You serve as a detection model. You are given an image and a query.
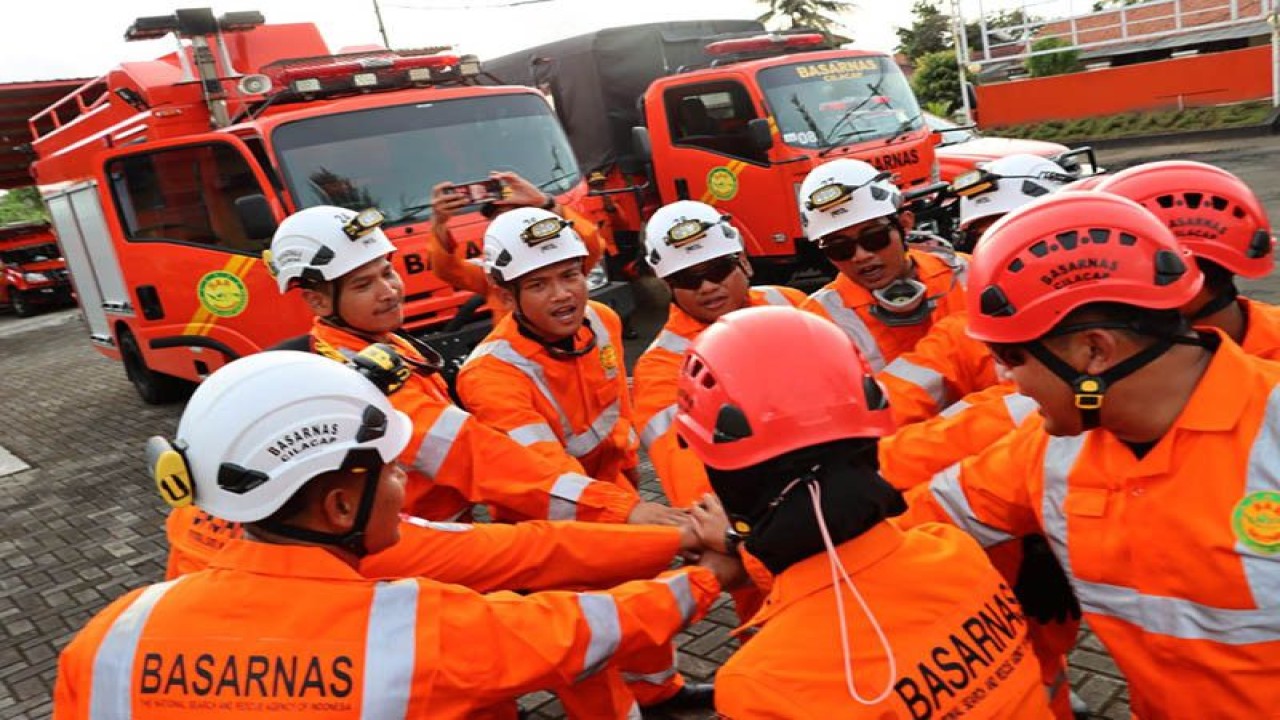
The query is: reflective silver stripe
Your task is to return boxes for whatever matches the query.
[646,330,689,356]
[914,239,970,290]
[576,593,621,681]
[1045,669,1067,700]
[90,579,183,720]
[564,400,621,458]
[1002,393,1039,426]
[621,653,679,685]
[1071,578,1280,644]
[660,571,697,623]
[940,399,971,418]
[757,286,791,306]
[508,422,558,447]
[1243,385,1280,608]
[813,288,887,371]
[1040,434,1088,579]
[414,405,469,478]
[362,579,420,719]
[469,339,569,435]
[640,405,677,451]
[627,702,642,720]
[882,357,947,408]
[549,473,593,521]
[928,463,1017,547]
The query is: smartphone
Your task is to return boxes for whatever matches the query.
[449,178,503,204]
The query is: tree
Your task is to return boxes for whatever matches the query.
[757,0,855,46]
[896,0,951,60]
[963,9,1037,60]
[911,50,962,115]
[1092,0,1144,11]
[1025,36,1081,77]
[0,187,48,225]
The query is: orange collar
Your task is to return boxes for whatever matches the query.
[208,539,368,582]
[1165,329,1255,433]
[310,318,430,365]
[830,248,959,309]
[489,305,598,361]
[663,288,800,341]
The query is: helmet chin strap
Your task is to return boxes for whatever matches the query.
[1189,283,1239,321]
[255,449,385,558]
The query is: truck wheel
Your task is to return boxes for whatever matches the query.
[118,328,190,404]
[12,292,36,317]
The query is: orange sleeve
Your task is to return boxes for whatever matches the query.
[895,420,1044,547]
[598,306,639,474]
[361,517,681,591]
[633,346,710,508]
[878,384,1024,490]
[878,314,1001,426]
[563,206,607,268]
[429,567,720,707]
[395,381,639,524]
[425,224,489,295]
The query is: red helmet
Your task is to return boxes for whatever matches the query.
[674,306,894,471]
[968,192,1203,343]
[1095,160,1274,278]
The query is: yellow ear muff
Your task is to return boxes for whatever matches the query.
[146,436,195,509]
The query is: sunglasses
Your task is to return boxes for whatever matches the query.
[667,255,741,291]
[986,342,1029,369]
[817,223,896,261]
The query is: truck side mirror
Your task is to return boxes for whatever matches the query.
[235,194,277,240]
[631,126,652,163]
[746,118,774,152]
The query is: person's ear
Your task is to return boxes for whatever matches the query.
[738,255,754,279]
[318,478,360,534]
[494,283,516,309]
[1078,329,1123,376]
[300,286,334,317]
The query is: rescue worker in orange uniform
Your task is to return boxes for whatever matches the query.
[455,207,712,710]
[425,171,608,317]
[55,352,738,720]
[457,207,639,491]
[798,158,970,372]
[899,191,1280,718]
[632,200,804,509]
[265,205,680,527]
[672,307,1051,719]
[877,154,1075,425]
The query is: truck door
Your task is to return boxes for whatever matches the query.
[97,136,302,381]
[44,184,126,345]
[649,80,794,262]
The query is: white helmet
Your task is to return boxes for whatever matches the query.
[483,207,588,283]
[265,205,395,293]
[799,159,901,241]
[147,351,412,523]
[957,154,1072,229]
[643,201,744,278]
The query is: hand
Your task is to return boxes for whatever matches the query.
[697,549,749,592]
[430,181,469,252]
[490,170,550,210]
[627,500,688,528]
[690,493,731,554]
[1013,534,1081,624]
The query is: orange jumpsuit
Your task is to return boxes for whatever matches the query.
[54,539,719,720]
[878,312,1000,426]
[899,335,1280,718]
[632,285,806,509]
[426,206,606,319]
[308,320,639,524]
[458,301,639,491]
[164,506,681,590]
[801,244,970,373]
[715,522,1052,719]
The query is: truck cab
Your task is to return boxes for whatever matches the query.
[0,221,72,316]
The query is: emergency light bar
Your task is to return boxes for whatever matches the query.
[263,49,466,97]
[125,8,264,41]
[705,32,828,58]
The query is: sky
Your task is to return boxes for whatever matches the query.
[0,0,1079,83]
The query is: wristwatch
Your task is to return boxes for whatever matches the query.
[538,194,557,211]
[724,526,745,554]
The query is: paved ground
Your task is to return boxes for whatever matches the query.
[2,134,1279,719]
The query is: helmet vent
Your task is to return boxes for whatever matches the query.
[217,463,270,495]
[1183,192,1203,210]
[1029,241,1050,258]
[979,286,1016,318]
[1118,233,1137,246]
[311,246,335,267]
[1088,229,1110,244]
[1152,249,1187,286]
[1155,194,1176,209]
[1007,258,1025,273]
[713,404,752,443]
[355,405,388,443]
[1233,206,1247,220]
[1056,231,1079,250]
[1210,196,1228,212]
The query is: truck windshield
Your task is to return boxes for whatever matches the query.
[272,93,580,225]
[757,56,923,150]
[1,243,60,265]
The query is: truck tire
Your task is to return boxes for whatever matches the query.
[118,328,190,404]
[12,291,36,317]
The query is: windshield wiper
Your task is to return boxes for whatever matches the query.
[817,79,886,158]
[790,93,827,147]
[538,171,580,191]
[816,128,876,157]
[884,113,923,145]
[385,203,433,226]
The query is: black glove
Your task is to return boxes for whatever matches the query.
[1013,534,1081,624]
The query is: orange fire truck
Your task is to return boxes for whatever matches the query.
[29,8,630,403]
[0,221,72,316]
[487,22,943,282]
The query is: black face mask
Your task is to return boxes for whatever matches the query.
[707,440,906,575]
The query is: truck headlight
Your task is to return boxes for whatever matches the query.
[23,272,49,283]
[586,259,609,291]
